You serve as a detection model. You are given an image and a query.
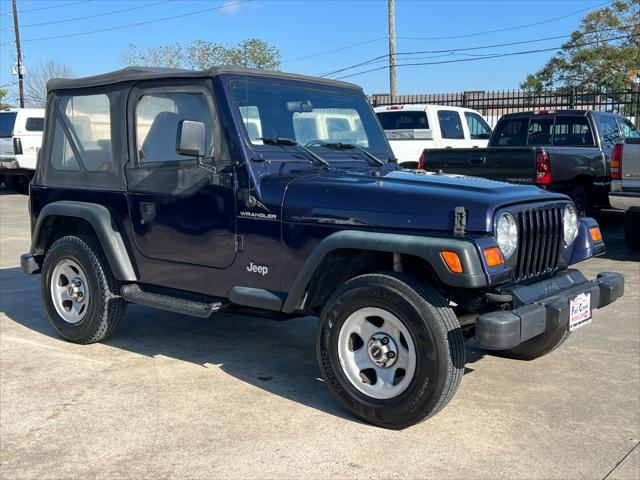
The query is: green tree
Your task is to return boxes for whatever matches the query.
[0,89,11,109]
[120,38,280,71]
[521,0,639,92]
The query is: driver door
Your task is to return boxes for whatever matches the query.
[125,81,237,269]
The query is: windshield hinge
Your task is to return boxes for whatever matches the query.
[234,235,244,252]
[454,206,467,237]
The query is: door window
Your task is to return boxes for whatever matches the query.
[617,118,640,138]
[136,92,214,163]
[596,115,623,149]
[464,112,491,140]
[437,110,465,139]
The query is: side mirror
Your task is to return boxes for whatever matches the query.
[176,120,206,158]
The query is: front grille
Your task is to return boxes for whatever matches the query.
[515,205,563,281]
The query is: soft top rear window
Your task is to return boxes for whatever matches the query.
[0,112,17,138]
[376,111,429,130]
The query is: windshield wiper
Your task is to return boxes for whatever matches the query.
[258,137,329,168]
[318,142,386,166]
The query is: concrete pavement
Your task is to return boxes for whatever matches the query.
[1,189,638,479]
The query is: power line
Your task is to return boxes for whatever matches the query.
[332,33,638,80]
[1,0,252,46]
[0,0,175,31]
[320,24,639,78]
[0,0,92,16]
[396,1,612,40]
[281,37,387,64]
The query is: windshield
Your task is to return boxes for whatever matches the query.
[0,112,17,138]
[229,77,389,157]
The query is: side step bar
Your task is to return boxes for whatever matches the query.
[121,284,223,318]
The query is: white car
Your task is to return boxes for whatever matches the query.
[374,104,492,167]
[0,108,45,193]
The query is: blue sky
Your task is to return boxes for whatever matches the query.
[0,0,605,99]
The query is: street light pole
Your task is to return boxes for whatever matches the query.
[388,0,397,102]
[11,0,24,108]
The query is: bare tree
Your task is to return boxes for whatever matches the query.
[24,59,74,108]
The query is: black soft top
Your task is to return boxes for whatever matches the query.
[47,66,361,92]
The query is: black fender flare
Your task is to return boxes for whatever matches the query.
[31,201,137,281]
[281,230,487,313]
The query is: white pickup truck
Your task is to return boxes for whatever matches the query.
[609,137,640,250]
[374,104,492,167]
[0,108,45,193]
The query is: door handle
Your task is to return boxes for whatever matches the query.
[469,157,486,165]
[140,202,156,223]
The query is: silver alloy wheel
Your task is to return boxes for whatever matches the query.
[337,307,417,400]
[50,258,89,324]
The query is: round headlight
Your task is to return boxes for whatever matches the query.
[496,212,518,260]
[563,204,578,245]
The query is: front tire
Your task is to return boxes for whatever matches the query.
[497,327,570,361]
[4,174,31,194]
[316,273,464,429]
[42,235,126,344]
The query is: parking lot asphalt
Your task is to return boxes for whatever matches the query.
[0,188,638,480]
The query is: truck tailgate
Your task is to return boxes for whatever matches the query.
[422,147,537,184]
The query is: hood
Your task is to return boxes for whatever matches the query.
[278,169,568,233]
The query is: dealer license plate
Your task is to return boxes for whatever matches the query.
[569,292,591,331]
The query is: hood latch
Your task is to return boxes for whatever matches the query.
[454,206,467,237]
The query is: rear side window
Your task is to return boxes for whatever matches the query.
[59,94,112,172]
[376,111,429,130]
[464,112,492,140]
[552,116,594,146]
[25,117,44,132]
[617,118,640,139]
[0,112,17,138]
[50,121,80,171]
[437,110,464,139]
[596,115,623,149]
[491,118,528,146]
[136,92,214,163]
[527,118,554,145]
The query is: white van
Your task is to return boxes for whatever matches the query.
[0,108,45,192]
[374,104,492,167]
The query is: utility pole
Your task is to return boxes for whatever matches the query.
[388,0,397,101]
[11,0,24,108]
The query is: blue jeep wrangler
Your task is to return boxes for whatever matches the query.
[21,67,624,429]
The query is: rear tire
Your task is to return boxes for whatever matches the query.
[42,235,126,344]
[569,186,589,217]
[496,327,570,361]
[316,272,464,429]
[4,174,31,194]
[624,211,640,250]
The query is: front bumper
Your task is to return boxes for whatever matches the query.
[0,158,20,170]
[476,269,624,350]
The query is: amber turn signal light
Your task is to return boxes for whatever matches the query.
[441,250,463,273]
[483,246,505,267]
[589,226,602,242]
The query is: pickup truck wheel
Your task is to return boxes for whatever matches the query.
[317,273,464,429]
[497,326,570,361]
[569,186,589,217]
[42,235,126,344]
[624,211,640,250]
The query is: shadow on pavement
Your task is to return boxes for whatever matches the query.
[592,210,640,262]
